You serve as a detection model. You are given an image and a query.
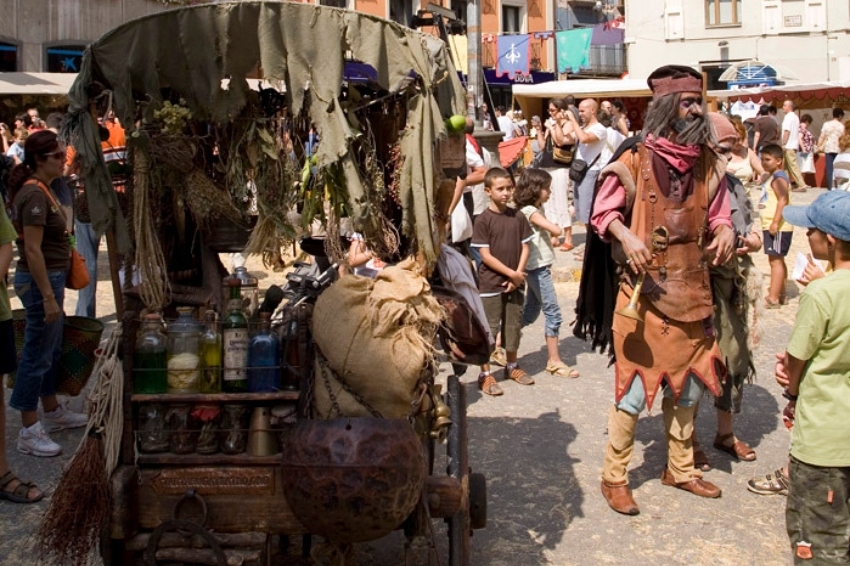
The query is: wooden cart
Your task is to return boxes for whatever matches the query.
[64,3,487,564]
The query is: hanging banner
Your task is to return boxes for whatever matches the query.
[496,34,530,80]
[556,28,593,74]
[591,21,625,46]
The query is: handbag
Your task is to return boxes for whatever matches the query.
[552,144,575,165]
[450,201,473,243]
[569,152,601,184]
[66,248,91,290]
[32,180,90,290]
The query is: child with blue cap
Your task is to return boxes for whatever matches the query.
[775,190,850,564]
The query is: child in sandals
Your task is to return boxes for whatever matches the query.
[514,168,579,379]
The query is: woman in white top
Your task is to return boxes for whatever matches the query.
[832,125,850,190]
[726,118,764,185]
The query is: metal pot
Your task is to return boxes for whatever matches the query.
[280,418,426,543]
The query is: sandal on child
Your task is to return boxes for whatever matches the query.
[489,347,507,368]
[0,470,44,504]
[478,373,503,396]
[747,468,789,496]
[545,362,580,378]
[506,366,535,385]
[714,433,757,461]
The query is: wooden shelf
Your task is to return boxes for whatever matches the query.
[135,453,282,466]
[131,392,299,403]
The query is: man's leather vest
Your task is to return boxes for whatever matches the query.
[625,143,715,323]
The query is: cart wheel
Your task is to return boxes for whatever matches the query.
[469,472,487,530]
[446,374,471,566]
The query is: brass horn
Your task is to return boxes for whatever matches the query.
[615,272,646,322]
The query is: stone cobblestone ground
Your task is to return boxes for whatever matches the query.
[2,189,821,565]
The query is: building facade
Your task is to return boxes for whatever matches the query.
[625,0,850,86]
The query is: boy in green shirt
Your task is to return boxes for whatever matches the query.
[778,190,850,564]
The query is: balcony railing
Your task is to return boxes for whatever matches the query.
[573,44,626,76]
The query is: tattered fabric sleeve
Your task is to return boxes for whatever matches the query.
[590,174,626,242]
[708,175,733,234]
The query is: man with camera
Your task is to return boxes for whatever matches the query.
[562,99,608,233]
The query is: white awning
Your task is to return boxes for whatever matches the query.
[513,78,652,119]
[0,72,77,95]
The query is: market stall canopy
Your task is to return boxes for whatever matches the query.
[0,72,76,95]
[707,81,850,108]
[513,78,651,118]
[64,1,465,260]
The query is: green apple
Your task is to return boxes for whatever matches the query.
[445,114,466,135]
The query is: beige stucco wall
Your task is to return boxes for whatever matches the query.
[0,0,172,72]
[624,0,850,83]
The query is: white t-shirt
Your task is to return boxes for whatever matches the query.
[464,139,484,195]
[782,111,800,150]
[576,122,608,170]
[497,115,515,140]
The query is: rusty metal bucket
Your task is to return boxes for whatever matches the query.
[280,418,426,543]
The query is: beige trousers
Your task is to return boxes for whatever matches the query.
[602,398,700,484]
[784,148,806,188]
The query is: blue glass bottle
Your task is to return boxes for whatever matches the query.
[247,313,281,392]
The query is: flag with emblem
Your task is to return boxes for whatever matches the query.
[556,28,593,73]
[496,34,530,79]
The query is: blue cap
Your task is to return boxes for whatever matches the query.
[783,191,850,241]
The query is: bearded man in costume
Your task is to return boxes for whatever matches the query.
[581,65,736,515]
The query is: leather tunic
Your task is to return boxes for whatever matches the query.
[628,143,714,323]
[610,143,725,408]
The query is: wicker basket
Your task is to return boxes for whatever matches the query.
[6,310,104,397]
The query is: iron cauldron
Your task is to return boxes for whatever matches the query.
[280,417,427,543]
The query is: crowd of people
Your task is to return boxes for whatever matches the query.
[449,65,848,564]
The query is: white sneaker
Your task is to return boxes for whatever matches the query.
[43,403,88,433]
[17,421,62,457]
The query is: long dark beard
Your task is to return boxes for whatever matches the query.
[671,114,708,146]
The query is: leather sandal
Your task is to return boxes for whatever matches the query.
[747,468,789,496]
[0,470,44,504]
[713,433,757,462]
[693,441,711,472]
[506,366,534,385]
[545,362,580,378]
[478,373,503,397]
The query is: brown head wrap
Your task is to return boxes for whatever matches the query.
[647,65,703,99]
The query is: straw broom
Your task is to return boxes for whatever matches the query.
[35,326,125,565]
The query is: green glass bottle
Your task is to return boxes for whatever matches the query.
[199,310,222,393]
[222,299,249,392]
[134,313,168,394]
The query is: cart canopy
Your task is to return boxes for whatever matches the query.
[65,1,465,258]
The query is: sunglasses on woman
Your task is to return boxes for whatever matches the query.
[42,150,66,160]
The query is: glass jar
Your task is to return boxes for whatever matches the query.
[199,310,222,394]
[165,403,198,454]
[134,313,168,394]
[222,299,249,392]
[219,403,249,455]
[167,307,201,394]
[192,404,221,455]
[138,403,169,453]
[248,313,281,392]
[233,266,259,318]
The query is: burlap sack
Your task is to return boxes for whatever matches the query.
[311,258,442,418]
